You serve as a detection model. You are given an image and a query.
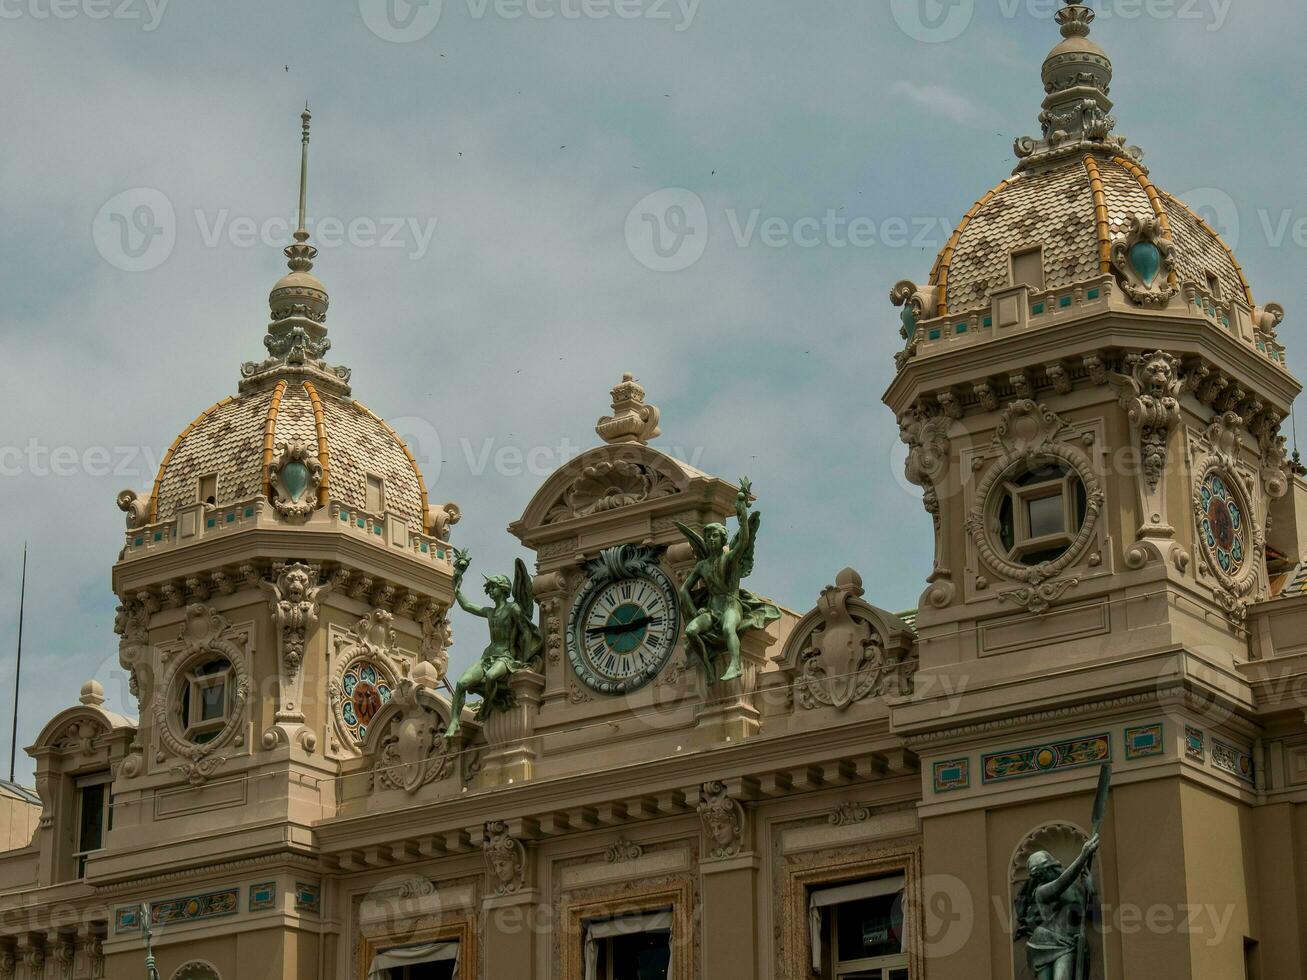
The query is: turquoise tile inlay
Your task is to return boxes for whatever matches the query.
[928,328,942,340]
[373,525,382,536]
[420,542,429,553]
[206,518,216,528]
[153,532,162,541]
[357,518,366,528]
[340,511,349,522]
[983,315,993,328]
[1059,295,1072,308]
[1032,302,1045,315]
[244,507,254,517]
[955,323,967,334]
[933,759,970,793]
[1087,288,1100,300]
[225,513,235,523]
[134,537,143,547]
[1124,723,1164,760]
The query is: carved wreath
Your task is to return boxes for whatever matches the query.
[545,457,679,524]
[152,605,251,785]
[966,402,1104,586]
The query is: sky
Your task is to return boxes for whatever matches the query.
[0,0,1304,785]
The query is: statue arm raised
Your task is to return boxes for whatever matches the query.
[726,478,754,560]
[453,586,490,619]
[1037,834,1100,903]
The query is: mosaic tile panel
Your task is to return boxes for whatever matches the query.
[249,881,277,912]
[1185,726,1205,762]
[1162,193,1248,304]
[115,906,142,933]
[941,161,1100,315]
[1124,723,1164,760]
[982,733,1110,783]
[320,395,426,531]
[295,882,321,915]
[154,390,272,521]
[1211,739,1255,784]
[933,758,970,793]
[152,888,240,926]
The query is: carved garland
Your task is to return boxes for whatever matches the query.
[966,402,1104,587]
[152,605,250,785]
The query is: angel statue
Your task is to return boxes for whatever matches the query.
[444,548,544,739]
[675,477,782,683]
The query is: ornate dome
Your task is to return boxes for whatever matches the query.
[929,156,1252,318]
[133,107,434,537]
[911,2,1260,324]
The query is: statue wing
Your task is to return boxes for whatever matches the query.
[513,558,535,623]
[736,511,762,579]
[674,521,710,561]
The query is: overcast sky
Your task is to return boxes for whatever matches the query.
[0,0,1303,784]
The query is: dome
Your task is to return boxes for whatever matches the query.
[929,156,1252,318]
[147,377,431,533]
[915,2,1254,321]
[141,105,433,536]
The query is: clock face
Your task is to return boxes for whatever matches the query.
[567,569,680,695]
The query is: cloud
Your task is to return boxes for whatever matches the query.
[890,81,988,127]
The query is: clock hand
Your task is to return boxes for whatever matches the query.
[585,615,654,637]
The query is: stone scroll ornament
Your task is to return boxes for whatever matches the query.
[261,562,332,722]
[1013,765,1110,980]
[443,549,544,739]
[674,477,782,683]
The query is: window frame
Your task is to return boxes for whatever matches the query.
[73,770,113,878]
[181,658,234,744]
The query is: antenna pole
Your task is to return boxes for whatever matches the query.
[9,543,27,783]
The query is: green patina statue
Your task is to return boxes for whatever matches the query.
[444,548,543,739]
[675,477,782,683]
[1014,765,1111,980]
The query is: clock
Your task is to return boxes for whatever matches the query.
[567,548,680,695]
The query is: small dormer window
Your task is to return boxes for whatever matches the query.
[1206,271,1222,300]
[197,474,217,507]
[366,475,386,514]
[179,658,234,745]
[1011,246,1045,292]
[74,772,112,878]
[994,459,1088,567]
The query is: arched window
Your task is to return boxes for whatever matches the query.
[171,962,221,980]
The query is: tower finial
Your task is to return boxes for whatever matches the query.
[265,104,330,338]
[297,103,311,240]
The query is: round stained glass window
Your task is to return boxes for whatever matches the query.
[1199,473,1245,576]
[339,661,393,743]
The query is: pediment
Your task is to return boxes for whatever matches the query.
[514,444,706,536]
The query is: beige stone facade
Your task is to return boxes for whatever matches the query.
[1,6,1306,980]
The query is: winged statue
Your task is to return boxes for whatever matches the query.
[675,477,782,682]
[444,548,544,738]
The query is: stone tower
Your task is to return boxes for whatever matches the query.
[73,109,459,926]
[884,4,1301,978]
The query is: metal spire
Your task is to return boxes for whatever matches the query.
[285,102,317,275]
[9,543,26,783]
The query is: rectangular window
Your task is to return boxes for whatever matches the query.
[74,773,111,878]
[585,909,672,980]
[368,941,459,980]
[1207,271,1222,300]
[1026,492,1066,540]
[197,473,218,506]
[1010,246,1045,291]
[367,475,386,513]
[810,876,908,980]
